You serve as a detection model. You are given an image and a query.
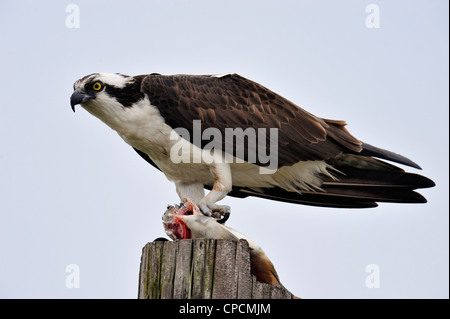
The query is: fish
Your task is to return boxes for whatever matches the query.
[162,198,283,287]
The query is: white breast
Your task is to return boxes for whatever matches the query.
[110,98,214,184]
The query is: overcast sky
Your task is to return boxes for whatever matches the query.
[0,0,448,298]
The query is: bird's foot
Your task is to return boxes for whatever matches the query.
[180,198,202,216]
[163,198,230,226]
[198,201,231,224]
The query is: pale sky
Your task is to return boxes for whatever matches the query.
[0,0,448,298]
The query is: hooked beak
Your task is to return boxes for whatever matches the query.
[70,89,94,112]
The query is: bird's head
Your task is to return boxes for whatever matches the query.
[70,73,145,127]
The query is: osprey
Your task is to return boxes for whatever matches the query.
[70,72,434,218]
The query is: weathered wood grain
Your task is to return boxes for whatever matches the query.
[191,239,216,299]
[212,239,237,298]
[173,239,193,299]
[160,240,177,299]
[138,239,294,299]
[234,239,252,299]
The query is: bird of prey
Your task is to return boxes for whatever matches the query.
[70,72,435,218]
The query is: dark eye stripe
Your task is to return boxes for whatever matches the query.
[104,78,145,108]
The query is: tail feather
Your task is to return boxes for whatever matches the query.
[228,187,380,208]
[313,186,427,203]
[225,148,434,209]
[324,162,435,190]
[359,142,422,169]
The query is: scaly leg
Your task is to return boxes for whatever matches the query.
[198,163,232,218]
[174,163,232,218]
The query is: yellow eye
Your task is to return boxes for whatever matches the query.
[92,82,102,91]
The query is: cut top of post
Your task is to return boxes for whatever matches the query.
[138,238,294,299]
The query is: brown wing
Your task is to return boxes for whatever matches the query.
[140,73,361,167]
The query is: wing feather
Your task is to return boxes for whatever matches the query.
[141,73,362,167]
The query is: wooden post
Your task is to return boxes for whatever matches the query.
[138,239,294,299]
